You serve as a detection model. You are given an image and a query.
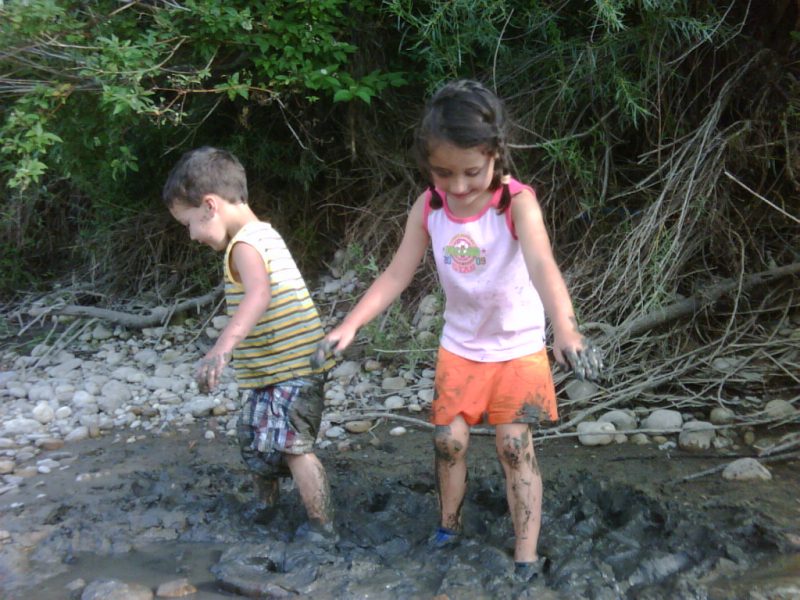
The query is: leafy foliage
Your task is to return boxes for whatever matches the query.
[0,0,405,294]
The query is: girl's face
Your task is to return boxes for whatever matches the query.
[169,197,229,251]
[427,141,496,216]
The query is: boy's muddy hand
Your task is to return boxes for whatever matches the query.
[309,339,335,370]
[562,340,605,382]
[194,351,231,393]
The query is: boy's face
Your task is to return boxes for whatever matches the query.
[169,197,228,251]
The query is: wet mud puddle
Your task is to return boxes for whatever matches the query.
[1,425,798,599]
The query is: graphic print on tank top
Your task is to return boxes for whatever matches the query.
[443,233,486,273]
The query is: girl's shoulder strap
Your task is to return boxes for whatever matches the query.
[504,177,537,239]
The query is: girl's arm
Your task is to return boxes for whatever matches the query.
[197,241,271,391]
[326,195,430,352]
[511,190,600,378]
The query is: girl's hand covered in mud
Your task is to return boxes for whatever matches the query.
[194,351,232,393]
[558,339,605,382]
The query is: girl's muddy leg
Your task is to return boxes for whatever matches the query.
[433,416,470,531]
[496,423,542,562]
[286,452,333,526]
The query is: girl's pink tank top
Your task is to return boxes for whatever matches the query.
[423,178,546,362]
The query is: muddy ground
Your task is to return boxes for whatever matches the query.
[1,419,799,599]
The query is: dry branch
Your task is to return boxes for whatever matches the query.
[27,286,223,329]
[608,262,800,342]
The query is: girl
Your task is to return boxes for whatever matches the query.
[323,79,601,581]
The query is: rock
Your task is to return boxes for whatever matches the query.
[81,578,153,600]
[99,380,132,413]
[325,426,345,439]
[598,410,637,431]
[184,397,216,418]
[37,438,64,451]
[3,418,44,436]
[642,409,682,431]
[91,324,113,341]
[211,315,229,330]
[417,389,435,404]
[381,377,407,391]
[55,406,72,420]
[31,402,55,424]
[344,420,373,434]
[709,406,735,425]
[0,459,15,474]
[65,426,90,443]
[28,384,55,403]
[565,380,598,402]
[764,399,797,419]
[384,396,405,410]
[156,577,197,597]
[577,421,615,446]
[332,361,360,381]
[678,421,715,451]
[363,359,382,372]
[630,433,649,445]
[722,458,772,481]
[389,426,407,436]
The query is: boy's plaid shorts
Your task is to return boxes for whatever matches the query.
[236,376,324,478]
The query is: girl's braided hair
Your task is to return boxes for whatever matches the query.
[414,79,514,212]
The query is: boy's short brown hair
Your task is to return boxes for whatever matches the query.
[162,146,248,208]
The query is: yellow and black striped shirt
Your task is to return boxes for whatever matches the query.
[223,221,334,388]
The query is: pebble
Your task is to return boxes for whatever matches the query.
[344,420,373,434]
[389,426,407,436]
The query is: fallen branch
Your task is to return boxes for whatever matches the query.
[27,286,223,329]
[609,262,800,342]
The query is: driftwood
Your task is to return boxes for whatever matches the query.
[609,262,800,342]
[28,286,223,329]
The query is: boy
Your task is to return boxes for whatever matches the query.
[163,146,336,538]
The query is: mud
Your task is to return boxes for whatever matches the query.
[1,423,798,599]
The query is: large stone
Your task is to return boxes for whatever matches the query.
[709,406,735,425]
[642,409,682,431]
[577,421,615,446]
[2,418,44,436]
[565,380,599,402]
[764,399,797,419]
[678,421,716,451]
[598,410,637,431]
[722,458,772,481]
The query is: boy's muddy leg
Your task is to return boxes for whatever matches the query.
[286,452,333,526]
[496,423,542,563]
[433,417,470,531]
[253,474,279,506]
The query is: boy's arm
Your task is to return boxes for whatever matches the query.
[511,190,602,380]
[196,241,271,391]
[325,195,429,352]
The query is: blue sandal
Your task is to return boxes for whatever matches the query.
[429,526,460,549]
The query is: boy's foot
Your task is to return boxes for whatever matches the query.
[513,558,549,583]
[428,526,460,550]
